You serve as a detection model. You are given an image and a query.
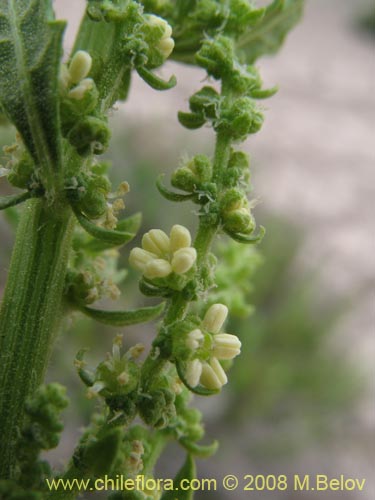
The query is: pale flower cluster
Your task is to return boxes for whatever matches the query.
[129,225,197,280]
[146,14,175,58]
[185,304,241,390]
[61,50,94,100]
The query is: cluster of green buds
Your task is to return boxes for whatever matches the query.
[129,225,197,283]
[75,336,144,425]
[220,188,255,235]
[60,50,110,157]
[175,304,241,391]
[1,136,43,194]
[85,0,176,92]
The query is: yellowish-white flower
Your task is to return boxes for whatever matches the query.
[129,225,197,280]
[147,14,175,58]
[185,303,241,390]
[69,51,92,84]
[61,50,94,100]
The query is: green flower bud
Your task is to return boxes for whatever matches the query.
[223,208,255,234]
[68,116,111,156]
[7,151,35,189]
[171,155,212,192]
[105,394,138,425]
[79,190,108,219]
[220,188,244,213]
[228,150,249,171]
[138,389,176,429]
[220,189,255,234]
[216,97,264,141]
[195,36,234,79]
[189,87,220,120]
[171,167,197,192]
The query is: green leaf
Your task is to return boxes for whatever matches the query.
[73,205,135,247]
[83,212,142,252]
[78,302,165,327]
[161,455,196,500]
[179,438,219,458]
[136,66,177,91]
[0,1,66,187]
[156,175,195,202]
[0,191,31,211]
[236,0,304,63]
[251,86,279,99]
[178,111,206,129]
[224,226,266,245]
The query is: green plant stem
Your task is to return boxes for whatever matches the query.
[0,198,74,479]
[141,117,233,388]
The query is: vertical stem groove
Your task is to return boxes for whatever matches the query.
[0,198,74,478]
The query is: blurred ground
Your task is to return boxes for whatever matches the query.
[1,0,374,498]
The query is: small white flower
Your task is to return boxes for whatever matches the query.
[68,50,92,84]
[200,358,228,390]
[184,303,241,390]
[147,14,175,59]
[68,78,94,100]
[129,225,197,280]
[186,329,204,350]
[202,303,228,334]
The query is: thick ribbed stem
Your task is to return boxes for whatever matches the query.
[0,198,74,478]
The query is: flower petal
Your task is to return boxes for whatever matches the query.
[169,224,192,252]
[144,258,172,279]
[171,247,197,274]
[129,247,157,272]
[142,229,170,256]
[202,304,228,334]
[186,359,203,387]
[212,333,241,360]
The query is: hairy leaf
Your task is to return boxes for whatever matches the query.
[179,438,219,458]
[0,0,65,186]
[161,454,196,500]
[78,302,165,327]
[236,0,304,63]
[73,205,135,247]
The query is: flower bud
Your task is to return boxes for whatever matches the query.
[144,259,172,279]
[68,78,94,100]
[68,51,92,84]
[68,116,111,156]
[169,224,192,252]
[223,207,255,234]
[171,167,197,192]
[196,36,234,79]
[200,358,227,390]
[146,15,174,59]
[212,333,241,360]
[202,303,228,334]
[158,37,175,58]
[129,248,157,272]
[189,87,220,120]
[142,229,170,255]
[171,247,197,274]
[216,97,264,141]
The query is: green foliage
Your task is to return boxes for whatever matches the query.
[0,0,305,495]
[0,0,66,190]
